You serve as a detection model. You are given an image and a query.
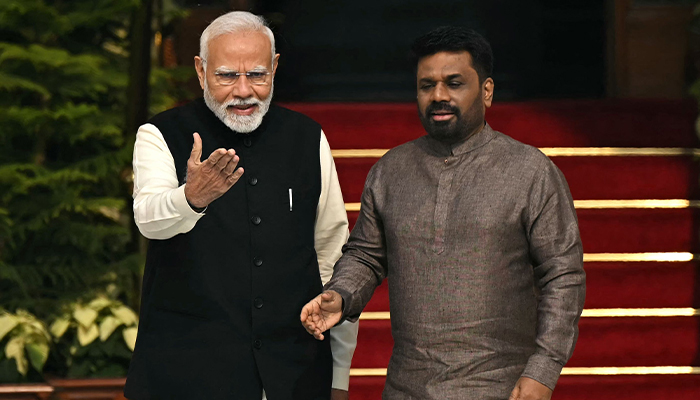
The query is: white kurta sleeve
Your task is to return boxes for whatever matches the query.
[132,123,204,240]
[315,130,358,391]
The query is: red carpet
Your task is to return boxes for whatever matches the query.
[283,100,700,399]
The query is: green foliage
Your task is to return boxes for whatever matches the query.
[0,0,142,318]
[0,309,51,382]
[0,297,139,381]
[47,295,138,378]
[0,0,193,382]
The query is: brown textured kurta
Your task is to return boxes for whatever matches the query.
[326,124,585,400]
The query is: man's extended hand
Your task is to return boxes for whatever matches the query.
[300,290,343,340]
[331,389,348,400]
[184,132,244,208]
[509,377,553,400]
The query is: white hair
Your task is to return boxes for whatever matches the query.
[199,11,276,64]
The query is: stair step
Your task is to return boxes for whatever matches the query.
[284,99,698,148]
[336,155,699,204]
[584,262,698,308]
[577,208,698,253]
[348,374,700,400]
[351,317,699,368]
[362,261,698,311]
[553,374,700,400]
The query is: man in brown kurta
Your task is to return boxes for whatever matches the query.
[301,27,585,400]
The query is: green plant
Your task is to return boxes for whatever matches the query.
[48,295,138,378]
[0,0,143,319]
[0,0,192,383]
[0,309,51,383]
[0,0,193,314]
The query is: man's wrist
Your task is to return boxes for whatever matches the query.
[186,197,206,213]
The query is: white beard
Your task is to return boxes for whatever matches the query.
[203,80,274,133]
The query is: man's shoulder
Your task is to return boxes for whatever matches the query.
[269,104,321,131]
[384,138,422,158]
[372,140,420,168]
[490,129,550,166]
[148,98,203,128]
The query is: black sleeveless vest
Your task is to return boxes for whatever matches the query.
[124,99,332,400]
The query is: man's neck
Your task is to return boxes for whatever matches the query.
[436,121,486,147]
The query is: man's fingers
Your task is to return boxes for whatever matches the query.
[213,150,235,172]
[221,154,240,175]
[207,148,227,166]
[190,133,203,164]
[227,167,244,184]
[204,149,227,171]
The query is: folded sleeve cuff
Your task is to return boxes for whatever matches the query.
[173,184,207,218]
[331,366,351,391]
[520,353,564,390]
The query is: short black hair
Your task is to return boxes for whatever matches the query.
[411,26,493,83]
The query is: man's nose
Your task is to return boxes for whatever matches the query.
[232,75,255,98]
[432,83,450,103]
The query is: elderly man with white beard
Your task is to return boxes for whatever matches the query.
[124,11,357,400]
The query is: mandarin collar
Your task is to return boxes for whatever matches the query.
[418,122,496,157]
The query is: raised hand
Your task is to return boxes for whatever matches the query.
[184,132,244,209]
[509,377,553,400]
[300,290,343,340]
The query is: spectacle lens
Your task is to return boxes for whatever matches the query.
[214,71,269,86]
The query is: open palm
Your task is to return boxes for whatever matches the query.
[300,291,343,340]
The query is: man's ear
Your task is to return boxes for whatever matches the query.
[194,56,206,90]
[271,53,280,77]
[482,77,494,108]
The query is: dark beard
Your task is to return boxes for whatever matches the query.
[418,99,485,145]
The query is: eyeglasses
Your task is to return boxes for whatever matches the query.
[214,70,271,86]
[201,59,271,86]
[201,59,272,85]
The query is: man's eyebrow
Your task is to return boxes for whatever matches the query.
[418,77,435,83]
[445,74,463,80]
[249,65,268,72]
[214,65,268,73]
[214,66,236,74]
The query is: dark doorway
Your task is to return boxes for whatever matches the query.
[257,0,606,101]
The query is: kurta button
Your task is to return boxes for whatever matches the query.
[244,138,252,147]
[253,339,262,349]
[253,257,263,267]
[251,216,261,225]
[254,297,264,309]
[248,177,258,186]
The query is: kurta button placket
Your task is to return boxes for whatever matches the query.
[251,215,261,225]
[433,155,455,254]
[243,137,252,147]
[248,177,258,186]
[253,339,262,349]
[253,257,263,267]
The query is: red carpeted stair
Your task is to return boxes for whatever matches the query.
[284,100,700,399]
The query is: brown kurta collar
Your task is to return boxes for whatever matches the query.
[417,122,497,157]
